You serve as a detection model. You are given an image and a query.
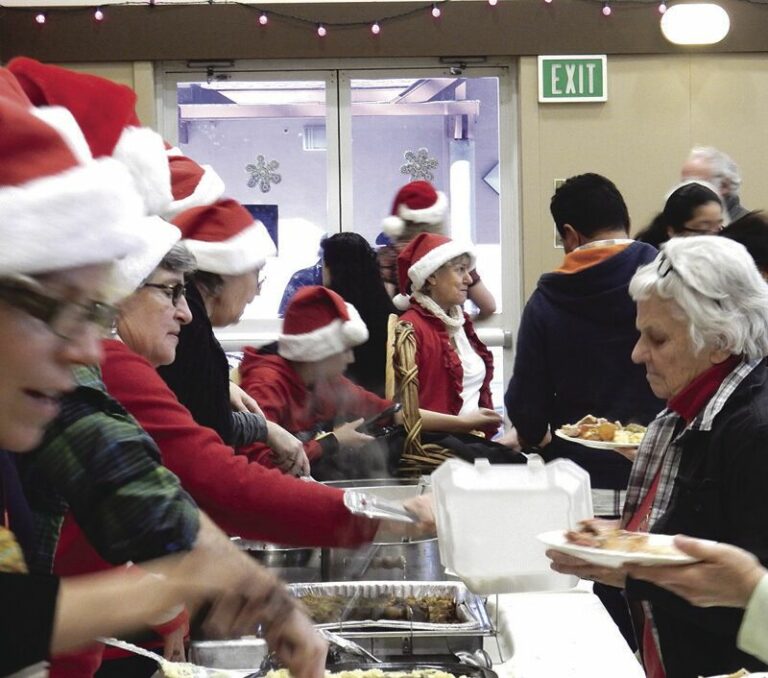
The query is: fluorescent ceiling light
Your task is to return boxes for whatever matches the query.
[660,3,730,45]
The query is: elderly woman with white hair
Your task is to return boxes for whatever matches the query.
[548,236,768,678]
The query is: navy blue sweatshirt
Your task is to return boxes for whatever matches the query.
[505,241,664,489]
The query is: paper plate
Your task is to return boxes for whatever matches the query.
[538,530,700,568]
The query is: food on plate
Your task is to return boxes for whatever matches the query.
[565,520,681,556]
[267,670,466,678]
[298,593,458,624]
[559,415,646,445]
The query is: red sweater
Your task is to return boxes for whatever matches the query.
[399,303,497,438]
[238,347,391,465]
[100,340,377,547]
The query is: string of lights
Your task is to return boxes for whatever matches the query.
[2,0,758,29]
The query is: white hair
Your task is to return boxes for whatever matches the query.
[629,236,768,360]
[687,146,742,195]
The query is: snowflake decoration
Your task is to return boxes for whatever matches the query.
[246,155,282,193]
[400,147,438,181]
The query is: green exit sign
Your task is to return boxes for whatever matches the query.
[538,55,607,103]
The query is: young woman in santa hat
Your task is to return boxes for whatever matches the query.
[0,84,325,678]
[238,285,501,479]
[396,232,499,440]
[378,180,496,319]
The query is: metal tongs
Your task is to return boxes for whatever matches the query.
[343,490,418,523]
[319,629,382,663]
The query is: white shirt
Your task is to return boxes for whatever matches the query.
[453,326,486,416]
[738,572,768,663]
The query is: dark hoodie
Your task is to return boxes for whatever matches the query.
[505,241,663,489]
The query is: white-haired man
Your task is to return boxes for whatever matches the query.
[681,146,749,222]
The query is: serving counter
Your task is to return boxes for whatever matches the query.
[485,583,644,678]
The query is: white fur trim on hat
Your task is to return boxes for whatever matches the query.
[113,126,174,217]
[108,216,182,302]
[31,106,92,165]
[278,302,369,362]
[183,219,276,275]
[162,164,226,220]
[408,240,476,293]
[398,190,448,225]
[0,158,143,276]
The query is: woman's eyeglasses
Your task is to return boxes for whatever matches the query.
[0,275,118,341]
[142,282,186,306]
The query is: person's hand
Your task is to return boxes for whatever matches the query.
[161,624,186,662]
[229,382,264,416]
[263,606,328,678]
[266,421,310,476]
[613,447,639,462]
[374,494,436,542]
[461,408,502,432]
[625,536,767,608]
[333,418,375,449]
[495,427,521,451]
[546,548,628,588]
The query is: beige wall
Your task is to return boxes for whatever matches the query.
[63,54,768,302]
[519,53,768,299]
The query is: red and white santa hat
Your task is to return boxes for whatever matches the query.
[8,57,173,217]
[0,93,143,276]
[279,286,368,362]
[394,232,476,310]
[173,198,276,275]
[163,148,226,220]
[381,180,448,238]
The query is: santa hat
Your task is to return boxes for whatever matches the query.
[173,198,276,275]
[394,232,476,310]
[163,148,226,220]
[8,57,172,216]
[108,217,182,302]
[0,96,143,276]
[382,180,448,238]
[279,286,368,362]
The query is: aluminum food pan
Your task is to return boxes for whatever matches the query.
[288,581,493,635]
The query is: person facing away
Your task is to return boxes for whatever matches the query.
[320,232,397,397]
[506,173,665,500]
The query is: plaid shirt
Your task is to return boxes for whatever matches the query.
[18,365,199,574]
[621,358,761,529]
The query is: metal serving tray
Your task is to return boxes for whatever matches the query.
[288,581,493,636]
[316,661,498,678]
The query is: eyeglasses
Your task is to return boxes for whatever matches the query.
[678,224,723,235]
[657,251,725,303]
[0,275,118,341]
[142,282,186,306]
[256,273,267,293]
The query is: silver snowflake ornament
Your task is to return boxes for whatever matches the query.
[246,155,282,193]
[400,147,438,181]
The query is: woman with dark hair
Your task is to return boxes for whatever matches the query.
[320,232,397,396]
[635,181,724,247]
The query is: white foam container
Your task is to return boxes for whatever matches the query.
[432,455,593,595]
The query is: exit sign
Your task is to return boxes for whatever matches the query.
[538,55,607,103]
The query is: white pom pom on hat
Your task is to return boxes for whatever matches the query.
[381,180,448,237]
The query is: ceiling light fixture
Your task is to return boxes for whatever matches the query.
[660,3,730,44]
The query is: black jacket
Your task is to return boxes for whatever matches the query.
[626,360,768,678]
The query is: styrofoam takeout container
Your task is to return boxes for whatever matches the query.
[432,456,593,595]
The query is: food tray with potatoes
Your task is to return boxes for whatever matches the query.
[288,581,493,634]
[555,414,647,450]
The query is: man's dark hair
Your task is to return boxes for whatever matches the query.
[550,173,630,238]
[720,211,768,275]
